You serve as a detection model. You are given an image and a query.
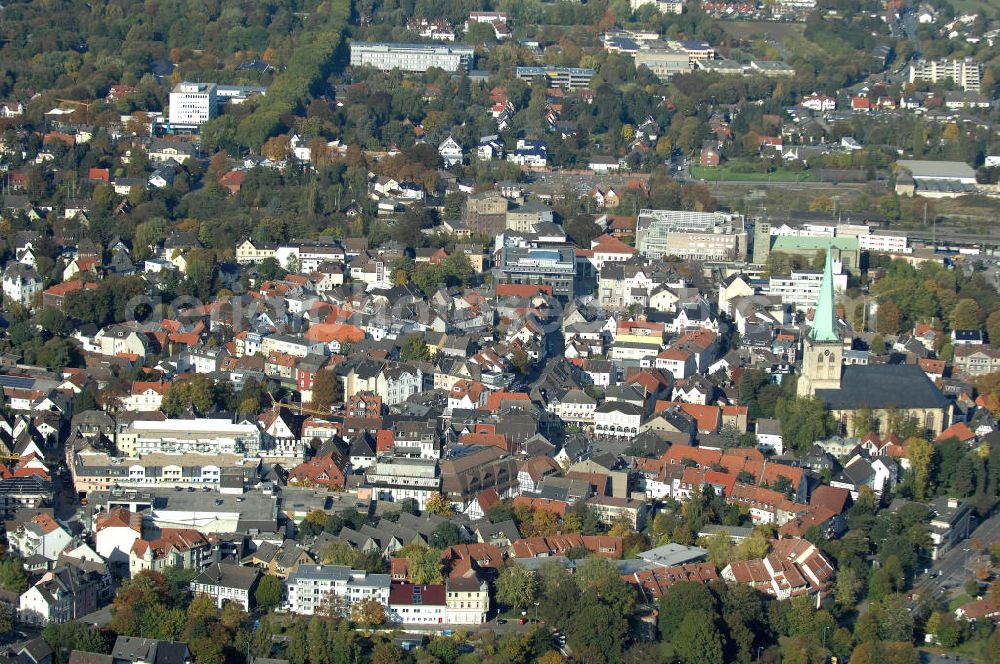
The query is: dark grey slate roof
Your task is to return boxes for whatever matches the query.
[815,364,947,411]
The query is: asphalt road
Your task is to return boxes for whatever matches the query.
[909,510,1000,612]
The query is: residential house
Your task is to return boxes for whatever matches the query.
[190,563,261,611]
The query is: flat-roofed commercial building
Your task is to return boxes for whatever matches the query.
[497,246,576,299]
[634,48,691,79]
[350,42,474,72]
[636,209,747,261]
[514,66,595,90]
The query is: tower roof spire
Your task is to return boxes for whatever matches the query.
[809,247,839,343]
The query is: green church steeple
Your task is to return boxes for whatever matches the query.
[809,248,839,343]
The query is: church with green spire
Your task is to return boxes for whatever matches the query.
[797,250,845,398]
[796,246,950,437]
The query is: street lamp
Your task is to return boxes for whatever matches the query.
[756,645,764,662]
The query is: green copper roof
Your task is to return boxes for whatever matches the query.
[810,248,839,342]
[772,236,859,252]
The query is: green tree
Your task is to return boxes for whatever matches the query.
[400,335,430,362]
[673,610,725,664]
[0,557,28,593]
[775,395,834,453]
[441,253,474,287]
[406,547,444,585]
[870,335,886,354]
[564,214,601,247]
[43,621,111,664]
[254,574,283,611]
[496,563,538,611]
[658,581,718,641]
[429,521,462,549]
[987,310,1000,347]
[320,542,359,566]
[950,298,981,331]
[0,605,11,636]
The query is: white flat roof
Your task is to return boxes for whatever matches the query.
[896,159,976,180]
[132,418,259,434]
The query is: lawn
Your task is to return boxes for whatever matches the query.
[947,0,997,15]
[690,164,814,182]
[947,592,974,612]
[718,20,806,41]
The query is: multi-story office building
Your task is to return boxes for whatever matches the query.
[909,59,982,92]
[286,564,391,616]
[168,82,218,126]
[497,246,576,300]
[514,66,595,90]
[636,210,747,261]
[350,42,474,72]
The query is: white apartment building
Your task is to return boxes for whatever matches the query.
[909,58,982,92]
[130,418,261,456]
[70,449,257,494]
[593,402,644,440]
[630,0,684,13]
[858,233,910,254]
[286,565,391,616]
[168,82,218,126]
[765,268,847,311]
[8,514,73,561]
[550,389,598,424]
[260,334,327,358]
[350,42,474,72]
[365,457,440,509]
[389,584,447,624]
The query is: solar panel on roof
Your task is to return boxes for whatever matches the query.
[0,375,34,390]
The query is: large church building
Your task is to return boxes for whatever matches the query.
[797,251,949,437]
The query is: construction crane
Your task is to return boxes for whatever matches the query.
[54,99,95,124]
[263,389,340,419]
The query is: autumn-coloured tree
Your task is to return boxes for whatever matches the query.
[261,135,291,162]
[906,437,935,501]
[351,597,387,626]
[424,493,455,517]
[310,369,341,412]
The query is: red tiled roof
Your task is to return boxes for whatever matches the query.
[389,583,446,606]
[495,283,553,298]
[936,421,975,442]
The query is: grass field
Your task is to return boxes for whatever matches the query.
[690,164,814,182]
[947,0,996,16]
[717,20,806,41]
